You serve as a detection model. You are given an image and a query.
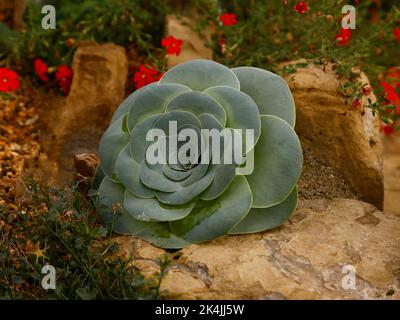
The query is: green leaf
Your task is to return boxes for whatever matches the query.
[200,164,236,200]
[130,114,163,164]
[97,177,190,249]
[115,145,153,198]
[98,115,130,179]
[166,91,227,126]
[229,186,298,234]
[124,190,195,221]
[232,67,296,127]
[170,175,252,243]
[111,83,190,127]
[246,115,302,208]
[204,85,261,152]
[160,59,240,91]
[155,167,216,205]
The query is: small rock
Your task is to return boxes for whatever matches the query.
[74,153,99,177]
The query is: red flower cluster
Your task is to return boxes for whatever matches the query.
[161,36,183,56]
[336,28,352,46]
[381,124,394,136]
[393,28,400,43]
[56,65,73,96]
[34,58,49,82]
[0,67,20,92]
[293,1,308,14]
[387,67,400,89]
[219,13,237,26]
[133,65,163,89]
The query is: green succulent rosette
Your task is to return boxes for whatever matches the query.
[93,59,303,249]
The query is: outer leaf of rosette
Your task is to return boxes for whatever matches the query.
[232,67,296,127]
[159,59,240,91]
[228,186,298,234]
[169,175,252,244]
[98,114,131,180]
[110,83,191,130]
[246,115,303,208]
[97,176,190,249]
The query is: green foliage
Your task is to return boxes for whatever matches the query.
[95,59,302,248]
[0,177,165,300]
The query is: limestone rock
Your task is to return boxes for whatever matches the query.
[165,14,213,68]
[383,132,400,216]
[0,0,25,29]
[281,63,383,209]
[38,42,128,186]
[74,153,99,177]
[115,199,400,300]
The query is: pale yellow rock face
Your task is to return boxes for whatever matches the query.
[165,15,213,68]
[116,199,400,300]
[281,63,383,209]
[37,42,128,186]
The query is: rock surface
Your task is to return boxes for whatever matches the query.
[165,14,213,68]
[38,42,128,186]
[0,0,25,29]
[281,63,383,209]
[114,199,400,300]
[383,132,400,216]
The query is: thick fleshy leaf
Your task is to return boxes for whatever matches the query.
[153,110,201,133]
[159,59,240,91]
[115,145,153,198]
[229,186,298,234]
[130,114,163,164]
[204,85,261,152]
[98,115,130,179]
[232,67,296,127]
[200,164,236,200]
[156,167,216,205]
[125,83,191,130]
[163,164,191,181]
[169,176,252,243]
[97,177,190,248]
[247,115,302,208]
[140,162,181,192]
[166,91,226,126]
[110,82,158,124]
[124,190,195,222]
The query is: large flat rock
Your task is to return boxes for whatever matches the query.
[114,199,400,300]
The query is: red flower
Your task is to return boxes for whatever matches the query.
[55,65,73,96]
[362,85,372,96]
[381,81,400,107]
[393,28,400,43]
[133,65,163,90]
[0,68,20,92]
[219,13,237,26]
[381,124,394,136]
[293,1,308,14]
[336,28,352,46]
[161,36,183,56]
[352,99,362,109]
[34,58,49,82]
[387,67,400,89]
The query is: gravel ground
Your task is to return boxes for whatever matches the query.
[298,149,359,200]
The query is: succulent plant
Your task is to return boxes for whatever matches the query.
[93,59,303,249]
